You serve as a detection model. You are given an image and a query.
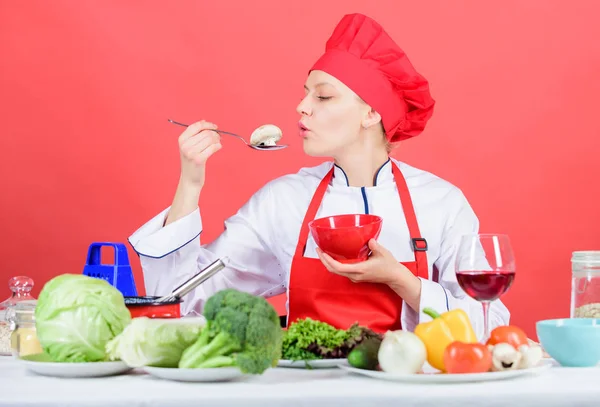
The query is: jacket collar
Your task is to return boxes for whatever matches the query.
[332,158,392,187]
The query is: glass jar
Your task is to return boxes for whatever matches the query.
[10,300,42,358]
[0,276,36,356]
[571,251,600,318]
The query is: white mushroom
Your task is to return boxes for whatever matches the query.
[527,338,551,358]
[250,124,283,146]
[488,343,522,371]
[517,344,543,369]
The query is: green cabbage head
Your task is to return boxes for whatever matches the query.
[106,316,205,367]
[35,274,131,362]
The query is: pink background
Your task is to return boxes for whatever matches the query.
[1,0,599,338]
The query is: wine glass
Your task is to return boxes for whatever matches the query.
[455,234,516,340]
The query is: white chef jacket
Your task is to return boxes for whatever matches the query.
[128,157,510,339]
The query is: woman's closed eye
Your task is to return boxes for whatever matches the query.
[317,95,333,101]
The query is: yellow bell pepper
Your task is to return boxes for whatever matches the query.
[413,307,478,372]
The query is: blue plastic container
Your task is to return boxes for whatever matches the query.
[82,242,138,296]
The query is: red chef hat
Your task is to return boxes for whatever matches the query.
[311,14,435,142]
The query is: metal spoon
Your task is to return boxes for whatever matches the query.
[168,119,288,151]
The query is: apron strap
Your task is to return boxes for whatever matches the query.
[293,167,335,258]
[391,163,429,279]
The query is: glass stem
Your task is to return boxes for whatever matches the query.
[482,301,491,342]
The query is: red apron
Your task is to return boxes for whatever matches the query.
[287,162,430,333]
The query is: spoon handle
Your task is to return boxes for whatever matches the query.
[167,119,246,143]
[168,119,188,127]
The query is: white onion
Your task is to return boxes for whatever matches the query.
[377,330,426,374]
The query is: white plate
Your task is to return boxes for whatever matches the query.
[19,353,131,378]
[278,358,348,369]
[144,366,245,382]
[339,361,552,383]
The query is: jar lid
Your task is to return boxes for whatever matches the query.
[572,251,600,264]
[0,276,35,322]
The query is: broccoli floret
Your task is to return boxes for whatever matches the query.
[236,303,283,373]
[178,307,248,368]
[178,289,283,374]
[201,289,229,321]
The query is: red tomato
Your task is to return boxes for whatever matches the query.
[443,341,492,374]
[486,326,529,349]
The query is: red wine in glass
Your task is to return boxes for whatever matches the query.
[456,270,516,302]
[455,234,516,340]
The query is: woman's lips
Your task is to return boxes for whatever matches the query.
[298,122,310,138]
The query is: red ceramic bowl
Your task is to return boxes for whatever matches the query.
[308,214,383,263]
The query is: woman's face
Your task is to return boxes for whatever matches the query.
[296,70,376,157]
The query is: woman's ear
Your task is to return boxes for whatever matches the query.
[361,108,382,129]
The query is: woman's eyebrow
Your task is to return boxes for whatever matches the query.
[304,82,333,90]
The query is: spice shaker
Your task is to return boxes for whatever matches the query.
[571,251,600,318]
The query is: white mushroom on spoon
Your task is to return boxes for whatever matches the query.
[250,124,283,147]
[167,119,287,151]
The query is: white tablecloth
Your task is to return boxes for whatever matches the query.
[1,356,599,407]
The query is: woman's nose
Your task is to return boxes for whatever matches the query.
[296,97,311,116]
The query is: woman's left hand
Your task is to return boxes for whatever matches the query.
[316,239,408,285]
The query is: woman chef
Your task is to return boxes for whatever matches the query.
[128,13,510,337]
